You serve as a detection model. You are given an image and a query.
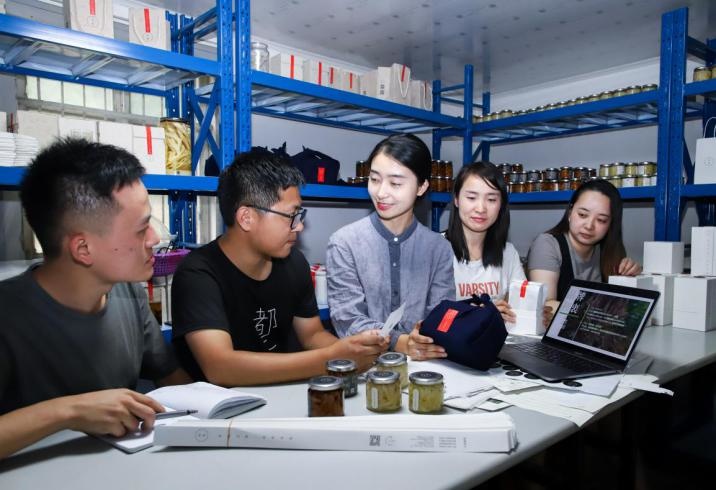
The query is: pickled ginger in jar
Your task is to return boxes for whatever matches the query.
[160,118,191,175]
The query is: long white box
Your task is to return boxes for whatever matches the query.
[608,275,655,289]
[155,414,517,453]
[647,274,676,326]
[132,125,166,174]
[340,69,360,94]
[672,276,716,331]
[643,241,684,274]
[64,0,114,38]
[269,53,303,80]
[58,116,97,142]
[691,227,716,277]
[128,7,169,50]
[15,110,59,150]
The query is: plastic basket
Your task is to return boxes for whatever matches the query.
[152,249,190,277]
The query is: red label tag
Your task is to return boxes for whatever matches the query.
[147,281,154,299]
[437,308,459,333]
[317,167,326,183]
[318,62,323,85]
[349,73,353,89]
[89,0,96,16]
[145,126,153,155]
[329,67,334,85]
[520,280,529,298]
[401,64,406,82]
[290,55,295,79]
[144,8,152,33]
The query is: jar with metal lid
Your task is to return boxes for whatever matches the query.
[573,167,589,181]
[502,172,511,186]
[638,161,656,176]
[610,162,625,176]
[575,96,589,104]
[510,171,526,184]
[623,162,638,175]
[544,168,559,180]
[498,163,512,174]
[445,178,453,193]
[543,179,559,192]
[376,352,408,388]
[625,86,641,95]
[308,375,344,417]
[159,118,191,175]
[483,113,495,122]
[524,180,538,193]
[526,170,542,181]
[588,168,597,178]
[250,41,270,72]
[511,182,525,193]
[558,179,571,191]
[586,94,600,103]
[356,160,367,178]
[366,370,401,412]
[621,174,636,188]
[559,166,573,180]
[599,91,612,100]
[430,176,439,192]
[599,163,612,178]
[431,160,440,178]
[712,66,716,79]
[635,175,650,187]
[408,371,444,414]
[615,88,628,97]
[569,178,583,191]
[326,359,358,398]
[473,115,483,124]
[606,175,622,188]
[497,110,513,119]
[512,163,524,173]
[440,160,453,178]
[436,176,447,193]
[651,174,658,186]
[641,83,658,92]
[694,66,711,82]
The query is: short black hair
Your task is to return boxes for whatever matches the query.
[445,161,510,266]
[217,150,305,226]
[366,133,431,185]
[20,137,145,258]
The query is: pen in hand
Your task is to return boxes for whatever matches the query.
[155,409,198,420]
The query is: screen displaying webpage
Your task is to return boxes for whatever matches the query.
[545,285,655,360]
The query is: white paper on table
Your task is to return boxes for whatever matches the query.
[379,302,406,337]
[409,359,494,399]
[444,389,501,411]
[475,398,513,412]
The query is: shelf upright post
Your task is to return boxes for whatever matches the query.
[165,13,180,117]
[217,0,235,168]
[431,79,442,160]
[235,0,251,154]
[463,64,474,166]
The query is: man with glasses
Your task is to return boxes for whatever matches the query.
[171,150,388,385]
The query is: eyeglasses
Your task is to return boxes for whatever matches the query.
[248,205,307,230]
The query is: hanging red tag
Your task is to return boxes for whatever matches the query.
[145,126,153,155]
[89,0,96,16]
[349,73,353,89]
[329,67,334,85]
[317,167,326,183]
[147,281,154,299]
[520,280,529,298]
[144,8,152,33]
[401,64,406,82]
[437,308,459,333]
[290,55,295,79]
[318,62,323,85]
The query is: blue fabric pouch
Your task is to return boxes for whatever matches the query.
[419,294,507,371]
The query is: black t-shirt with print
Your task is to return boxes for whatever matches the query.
[171,239,318,381]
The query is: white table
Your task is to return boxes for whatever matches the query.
[2,326,715,490]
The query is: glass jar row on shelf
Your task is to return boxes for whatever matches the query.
[473,84,658,123]
[693,65,716,82]
[508,174,657,193]
[598,161,656,177]
[503,166,597,185]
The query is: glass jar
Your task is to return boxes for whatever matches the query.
[606,175,622,188]
[641,84,658,92]
[694,66,711,82]
[635,175,650,187]
[510,171,526,184]
[524,180,537,193]
[573,167,589,181]
[559,166,573,180]
[558,179,571,191]
[376,352,408,389]
[502,172,511,186]
[497,163,512,174]
[625,86,641,95]
[511,163,524,173]
[623,162,638,176]
[308,375,344,417]
[651,174,658,186]
[599,163,612,178]
[610,162,625,176]
[543,179,559,192]
[159,118,191,175]
[440,160,453,178]
[526,170,542,181]
[430,176,439,192]
[599,91,612,100]
[511,182,525,193]
[712,66,716,80]
[622,174,636,188]
[638,161,656,176]
[408,371,444,414]
[436,176,447,193]
[615,88,628,97]
[569,178,582,191]
[544,167,559,181]
[326,359,358,398]
[250,41,269,72]
[431,160,440,178]
[366,370,401,412]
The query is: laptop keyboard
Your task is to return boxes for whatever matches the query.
[510,342,610,373]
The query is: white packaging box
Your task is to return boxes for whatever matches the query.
[691,227,716,277]
[360,63,412,104]
[0,112,6,132]
[505,280,546,336]
[643,241,684,274]
[302,60,340,88]
[15,111,59,150]
[607,275,655,289]
[128,7,169,50]
[58,116,97,142]
[269,53,304,81]
[340,69,360,94]
[132,125,166,174]
[672,276,716,331]
[409,80,433,111]
[646,274,676,326]
[64,0,114,39]
[694,135,716,184]
[98,121,133,153]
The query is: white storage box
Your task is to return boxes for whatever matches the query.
[128,7,169,50]
[64,0,114,38]
[269,53,303,81]
[608,275,655,289]
[409,80,433,111]
[360,63,412,104]
[672,276,716,331]
[302,60,340,88]
[15,110,59,150]
[98,121,133,153]
[691,227,716,276]
[132,125,166,174]
[505,280,546,336]
[646,274,676,326]
[643,241,684,274]
[340,69,360,94]
[58,116,97,142]
[694,124,716,184]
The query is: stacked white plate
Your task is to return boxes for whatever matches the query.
[0,132,15,166]
[14,134,40,166]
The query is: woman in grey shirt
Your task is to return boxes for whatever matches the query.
[326,134,455,361]
[528,179,641,309]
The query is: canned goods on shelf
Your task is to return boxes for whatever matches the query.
[512,163,524,173]
[625,86,641,95]
[544,168,559,181]
[586,94,600,102]
[430,177,439,192]
[511,182,525,193]
[431,160,440,178]
[635,175,651,187]
[498,163,512,173]
[615,88,628,97]
[525,180,540,193]
[526,170,543,181]
[610,162,625,177]
[559,166,573,180]
[641,83,658,92]
[440,160,453,178]
[543,179,559,192]
[588,168,597,178]
[605,175,622,188]
[502,172,511,186]
[622,174,636,188]
[497,110,513,119]
[623,162,638,175]
[599,91,612,100]
[436,177,447,193]
[694,66,711,82]
[570,178,582,191]
[573,167,590,180]
[638,161,656,176]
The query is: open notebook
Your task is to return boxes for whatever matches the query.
[98,382,266,453]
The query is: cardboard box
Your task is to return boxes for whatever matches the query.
[58,116,97,142]
[302,60,340,89]
[360,63,412,104]
[340,69,360,94]
[64,0,114,39]
[269,53,303,80]
[646,274,676,326]
[128,7,169,50]
[643,241,684,274]
[15,110,59,150]
[505,280,546,336]
[132,125,166,174]
[691,227,716,277]
[672,276,716,331]
[98,121,133,153]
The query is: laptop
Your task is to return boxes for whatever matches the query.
[498,279,660,382]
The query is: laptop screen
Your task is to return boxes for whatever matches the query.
[544,280,659,362]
